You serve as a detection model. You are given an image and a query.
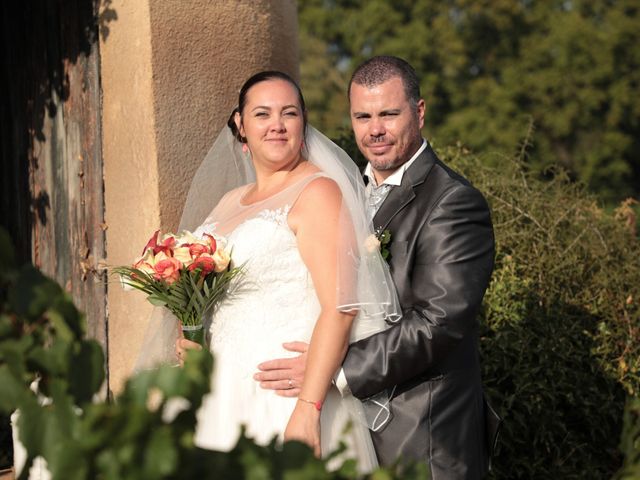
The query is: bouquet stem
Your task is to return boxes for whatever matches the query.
[182,324,205,347]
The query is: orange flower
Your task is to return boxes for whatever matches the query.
[153,257,182,284]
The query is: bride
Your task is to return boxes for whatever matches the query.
[167,71,399,470]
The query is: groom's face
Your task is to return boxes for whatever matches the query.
[350,76,425,182]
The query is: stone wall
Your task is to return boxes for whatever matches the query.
[100,0,299,392]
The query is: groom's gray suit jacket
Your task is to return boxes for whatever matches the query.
[343,144,497,479]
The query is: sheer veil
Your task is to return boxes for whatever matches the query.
[135,124,400,430]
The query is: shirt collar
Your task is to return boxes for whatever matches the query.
[364,139,427,187]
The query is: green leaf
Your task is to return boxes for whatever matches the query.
[48,309,75,343]
[9,266,62,320]
[68,340,106,403]
[169,286,188,302]
[15,396,47,457]
[47,441,88,480]
[0,365,30,413]
[144,426,178,477]
[147,296,167,307]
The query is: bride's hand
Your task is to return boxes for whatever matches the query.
[175,337,202,366]
[284,400,321,457]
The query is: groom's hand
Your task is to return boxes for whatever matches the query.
[254,341,308,397]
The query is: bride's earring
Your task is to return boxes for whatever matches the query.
[242,143,249,154]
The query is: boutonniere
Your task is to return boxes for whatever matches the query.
[365,228,392,261]
[377,228,392,261]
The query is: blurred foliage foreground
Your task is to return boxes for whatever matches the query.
[0,228,425,479]
[1,146,639,478]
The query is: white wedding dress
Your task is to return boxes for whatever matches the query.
[192,174,378,472]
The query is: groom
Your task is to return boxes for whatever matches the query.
[255,56,499,478]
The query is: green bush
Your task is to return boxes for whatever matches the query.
[613,395,640,480]
[437,144,640,479]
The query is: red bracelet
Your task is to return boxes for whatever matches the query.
[298,397,322,411]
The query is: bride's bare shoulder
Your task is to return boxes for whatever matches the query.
[297,175,342,210]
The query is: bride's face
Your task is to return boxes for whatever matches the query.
[236,79,305,170]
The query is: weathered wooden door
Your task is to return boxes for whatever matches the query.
[0,0,108,369]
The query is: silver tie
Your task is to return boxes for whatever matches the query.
[367,183,392,221]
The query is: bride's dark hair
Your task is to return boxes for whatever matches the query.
[227,70,308,143]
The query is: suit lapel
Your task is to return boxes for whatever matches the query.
[372,182,414,232]
[372,145,436,231]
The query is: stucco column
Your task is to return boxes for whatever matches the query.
[100,0,299,393]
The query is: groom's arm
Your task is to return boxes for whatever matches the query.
[343,185,495,399]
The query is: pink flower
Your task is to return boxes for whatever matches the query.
[188,254,216,276]
[153,257,182,284]
[189,242,210,257]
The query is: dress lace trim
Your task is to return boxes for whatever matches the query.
[257,205,291,226]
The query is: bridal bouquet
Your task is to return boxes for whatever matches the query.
[115,230,240,346]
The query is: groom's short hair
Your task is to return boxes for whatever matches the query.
[348,56,421,107]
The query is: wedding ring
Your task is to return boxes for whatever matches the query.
[288,378,293,388]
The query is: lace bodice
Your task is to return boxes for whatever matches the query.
[197,204,320,377]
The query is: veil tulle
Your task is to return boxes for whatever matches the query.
[135,124,400,430]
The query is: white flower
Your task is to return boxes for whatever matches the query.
[212,248,231,272]
[174,230,199,245]
[364,234,381,253]
[173,246,193,265]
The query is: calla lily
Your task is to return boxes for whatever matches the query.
[142,230,160,255]
[203,233,217,253]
